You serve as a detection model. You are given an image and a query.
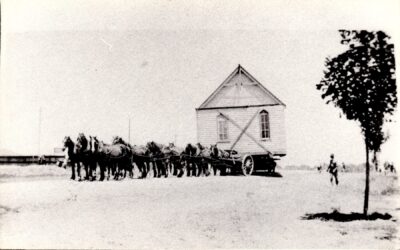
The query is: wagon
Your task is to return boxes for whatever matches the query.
[195,65,287,176]
[206,149,278,176]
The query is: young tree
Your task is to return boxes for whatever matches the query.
[317,30,396,216]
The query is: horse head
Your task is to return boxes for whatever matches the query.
[62,136,75,156]
[195,143,205,156]
[184,143,196,156]
[62,136,71,149]
[90,136,99,153]
[146,141,163,157]
[112,136,123,145]
[210,144,219,158]
[76,133,89,153]
[196,143,211,157]
[161,142,182,157]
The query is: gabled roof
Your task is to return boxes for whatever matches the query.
[197,65,285,110]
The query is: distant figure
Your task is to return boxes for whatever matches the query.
[317,165,322,173]
[383,161,396,174]
[390,164,396,173]
[38,155,46,165]
[342,162,346,172]
[327,154,339,185]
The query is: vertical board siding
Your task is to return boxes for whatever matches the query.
[196,106,286,155]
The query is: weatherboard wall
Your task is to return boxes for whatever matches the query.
[196,105,286,156]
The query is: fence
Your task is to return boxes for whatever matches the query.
[0,155,65,164]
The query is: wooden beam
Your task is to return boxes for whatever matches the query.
[229,110,259,151]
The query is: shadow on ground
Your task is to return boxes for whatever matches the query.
[252,171,283,178]
[302,209,393,222]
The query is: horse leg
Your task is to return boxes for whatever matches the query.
[151,161,157,178]
[193,162,198,177]
[205,162,210,176]
[198,161,204,177]
[112,162,117,180]
[107,163,111,181]
[129,162,134,179]
[123,160,129,179]
[70,161,76,180]
[202,162,206,176]
[156,161,161,178]
[92,161,97,181]
[146,161,151,176]
[144,161,149,178]
[141,161,147,178]
[89,161,95,181]
[99,162,105,181]
[196,161,201,177]
[164,161,168,178]
[172,160,178,176]
[84,162,90,180]
[186,161,191,177]
[123,163,128,179]
[176,161,184,178]
[157,161,162,178]
[127,160,133,178]
[114,163,119,180]
[76,162,82,181]
[137,161,143,178]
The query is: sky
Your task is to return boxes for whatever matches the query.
[1,0,399,166]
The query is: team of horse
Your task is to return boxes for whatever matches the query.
[62,133,231,181]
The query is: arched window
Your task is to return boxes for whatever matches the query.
[217,115,229,141]
[260,110,270,139]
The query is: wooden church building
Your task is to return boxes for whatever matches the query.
[196,65,286,160]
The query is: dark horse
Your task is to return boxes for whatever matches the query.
[76,133,95,181]
[97,137,132,180]
[183,143,198,177]
[112,136,134,179]
[162,143,185,178]
[131,144,149,178]
[89,136,107,181]
[194,143,211,177]
[210,144,230,176]
[146,141,168,178]
[62,136,79,180]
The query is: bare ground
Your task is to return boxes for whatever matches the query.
[0,165,398,249]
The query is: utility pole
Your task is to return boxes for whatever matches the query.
[38,107,42,156]
[128,117,131,144]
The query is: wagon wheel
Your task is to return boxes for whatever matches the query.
[241,155,254,176]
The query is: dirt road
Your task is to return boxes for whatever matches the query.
[0,166,398,249]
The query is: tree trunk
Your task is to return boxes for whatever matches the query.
[373,151,378,171]
[363,137,370,217]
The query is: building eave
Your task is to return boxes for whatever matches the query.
[196,103,284,111]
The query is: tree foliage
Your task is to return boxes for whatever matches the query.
[317,30,396,216]
[317,30,396,152]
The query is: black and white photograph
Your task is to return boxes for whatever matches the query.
[0,0,399,249]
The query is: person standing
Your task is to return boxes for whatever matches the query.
[327,154,339,185]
